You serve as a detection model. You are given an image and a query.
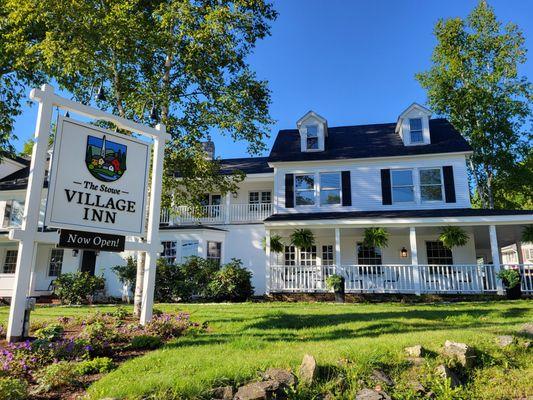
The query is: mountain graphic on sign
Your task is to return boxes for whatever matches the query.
[85,135,127,182]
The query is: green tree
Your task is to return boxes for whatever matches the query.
[416,1,532,209]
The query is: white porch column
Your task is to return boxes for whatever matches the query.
[410,227,421,295]
[489,225,505,295]
[516,241,525,265]
[265,228,271,295]
[335,228,341,274]
[224,194,231,224]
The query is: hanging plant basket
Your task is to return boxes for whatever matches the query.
[522,225,533,243]
[262,234,285,254]
[439,226,469,249]
[290,229,315,249]
[363,227,389,248]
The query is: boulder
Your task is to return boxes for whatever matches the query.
[443,340,475,367]
[234,380,279,400]
[355,388,391,400]
[371,369,394,386]
[496,335,514,347]
[298,354,318,384]
[520,323,533,337]
[435,364,461,388]
[404,345,424,357]
[262,368,297,388]
[211,386,234,400]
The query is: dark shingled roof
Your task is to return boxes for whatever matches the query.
[174,156,272,177]
[0,168,49,191]
[265,208,533,222]
[268,118,472,163]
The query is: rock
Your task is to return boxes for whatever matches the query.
[443,340,475,368]
[355,388,391,400]
[522,341,531,349]
[435,365,461,388]
[496,335,514,347]
[298,354,318,384]
[262,368,297,388]
[520,322,533,337]
[406,357,425,366]
[405,345,424,357]
[371,369,394,386]
[234,380,279,400]
[211,386,234,400]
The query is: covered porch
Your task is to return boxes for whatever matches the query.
[264,210,533,296]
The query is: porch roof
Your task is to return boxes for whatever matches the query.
[264,208,533,227]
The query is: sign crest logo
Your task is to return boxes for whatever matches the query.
[85,135,127,182]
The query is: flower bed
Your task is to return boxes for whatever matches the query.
[0,308,204,399]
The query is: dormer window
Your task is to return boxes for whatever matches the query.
[306,125,319,150]
[409,118,423,143]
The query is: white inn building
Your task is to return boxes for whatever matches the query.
[1,103,532,298]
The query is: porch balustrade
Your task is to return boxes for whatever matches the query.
[268,263,533,295]
[160,203,273,225]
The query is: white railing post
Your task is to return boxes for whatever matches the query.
[410,227,421,295]
[265,228,271,295]
[489,225,505,295]
[224,195,231,224]
[335,228,341,276]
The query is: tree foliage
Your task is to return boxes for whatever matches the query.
[416,1,532,209]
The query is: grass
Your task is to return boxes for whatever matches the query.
[1,301,532,399]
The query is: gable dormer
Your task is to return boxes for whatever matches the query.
[296,111,328,152]
[395,103,432,146]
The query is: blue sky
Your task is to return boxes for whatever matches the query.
[11,0,533,158]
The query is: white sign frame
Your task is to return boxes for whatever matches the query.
[45,116,151,236]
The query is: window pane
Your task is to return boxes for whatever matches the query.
[296,191,315,205]
[420,169,441,185]
[320,173,340,190]
[409,118,422,131]
[357,243,382,269]
[307,137,318,149]
[284,246,296,266]
[391,170,413,186]
[320,189,341,205]
[426,241,453,265]
[249,192,259,204]
[410,130,423,143]
[295,175,314,190]
[392,187,414,202]
[3,250,18,274]
[261,191,271,203]
[48,249,64,277]
[181,240,198,262]
[421,185,443,201]
[306,125,318,137]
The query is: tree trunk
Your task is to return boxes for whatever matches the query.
[468,158,487,208]
[133,251,145,317]
[486,170,495,209]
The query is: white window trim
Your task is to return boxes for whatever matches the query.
[48,248,64,277]
[409,118,424,144]
[248,190,272,204]
[419,167,445,203]
[293,172,344,208]
[304,125,321,152]
[294,173,316,207]
[425,240,454,265]
[319,172,342,206]
[391,169,416,204]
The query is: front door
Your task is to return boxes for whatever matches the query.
[80,250,97,275]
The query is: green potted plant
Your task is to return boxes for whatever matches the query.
[326,274,345,303]
[363,227,389,248]
[438,226,469,249]
[522,225,533,243]
[262,234,285,254]
[290,229,315,249]
[497,268,521,299]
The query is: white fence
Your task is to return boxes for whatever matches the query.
[269,264,533,295]
[160,203,273,225]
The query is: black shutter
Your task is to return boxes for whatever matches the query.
[443,166,456,203]
[381,169,392,205]
[341,171,352,206]
[285,174,294,208]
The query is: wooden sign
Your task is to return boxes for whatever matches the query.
[59,229,125,252]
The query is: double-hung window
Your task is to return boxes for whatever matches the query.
[284,246,296,266]
[249,191,272,210]
[295,174,315,206]
[207,241,222,265]
[420,168,443,202]
[409,118,423,143]
[319,173,341,205]
[391,169,414,203]
[181,240,198,262]
[161,241,177,264]
[322,245,334,266]
[306,125,319,150]
[48,249,64,277]
[3,250,18,274]
[300,246,317,266]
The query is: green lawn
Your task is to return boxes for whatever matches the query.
[1,301,532,399]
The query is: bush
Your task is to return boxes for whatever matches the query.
[80,320,122,355]
[35,361,81,393]
[497,268,521,289]
[76,357,115,375]
[325,274,344,292]
[53,272,105,305]
[144,313,196,340]
[129,335,163,350]
[34,323,64,341]
[207,259,254,302]
[0,377,28,400]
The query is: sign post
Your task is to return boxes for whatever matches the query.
[6,84,170,342]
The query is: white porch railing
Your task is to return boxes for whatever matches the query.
[160,203,273,225]
[268,264,533,295]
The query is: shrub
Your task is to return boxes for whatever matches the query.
[35,361,81,393]
[0,377,28,400]
[130,335,163,350]
[110,306,129,321]
[326,274,344,292]
[144,313,196,340]
[76,357,115,375]
[80,320,122,355]
[498,268,521,289]
[53,272,105,305]
[34,323,64,341]
[207,259,254,302]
